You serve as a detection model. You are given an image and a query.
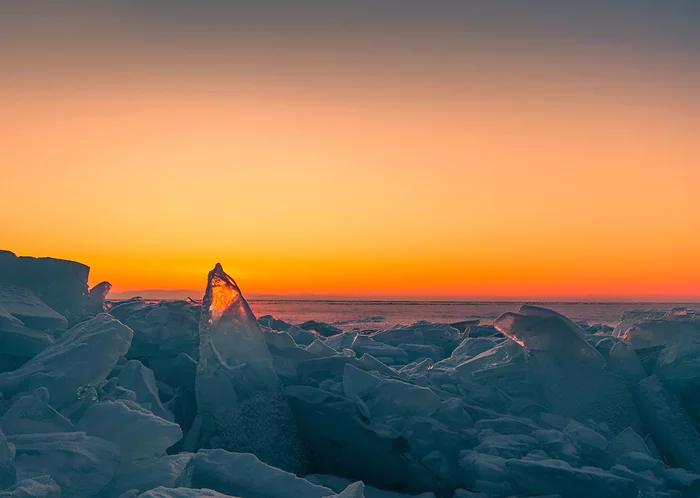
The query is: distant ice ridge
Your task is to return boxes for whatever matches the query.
[3,251,700,497]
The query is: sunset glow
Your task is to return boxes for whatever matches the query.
[2,4,698,300]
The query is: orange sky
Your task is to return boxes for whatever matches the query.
[1,4,699,300]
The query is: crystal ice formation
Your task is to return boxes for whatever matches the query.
[195,263,308,473]
[494,305,605,366]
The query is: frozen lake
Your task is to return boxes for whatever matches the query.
[248,300,700,331]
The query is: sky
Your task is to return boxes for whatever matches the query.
[1,2,699,301]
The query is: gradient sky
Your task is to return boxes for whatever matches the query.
[1,2,699,300]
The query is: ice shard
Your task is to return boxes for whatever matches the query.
[494,305,605,367]
[195,263,308,473]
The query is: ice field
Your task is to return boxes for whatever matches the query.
[1,251,700,497]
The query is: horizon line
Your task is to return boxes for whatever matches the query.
[108,289,700,304]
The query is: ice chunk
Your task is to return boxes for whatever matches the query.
[195,264,307,472]
[621,318,699,349]
[8,432,119,497]
[129,488,234,498]
[457,450,514,496]
[86,281,111,314]
[0,306,54,361]
[305,474,436,498]
[299,320,342,337]
[0,388,74,435]
[118,360,173,421]
[610,464,664,491]
[606,341,647,385]
[608,427,651,460]
[350,336,408,364]
[263,329,319,385]
[473,417,539,435]
[430,398,472,431]
[307,339,338,358]
[286,386,437,493]
[655,334,700,393]
[494,305,605,367]
[109,454,195,497]
[613,310,668,338]
[258,315,319,346]
[507,459,638,498]
[531,429,581,466]
[527,351,642,434]
[474,431,538,459]
[432,338,496,369]
[562,421,610,465]
[366,379,441,419]
[334,481,364,498]
[0,476,60,497]
[0,284,67,331]
[399,344,444,363]
[343,364,382,399]
[0,428,15,490]
[451,339,525,377]
[449,319,480,335]
[190,449,332,498]
[635,375,700,472]
[371,322,461,353]
[0,253,89,319]
[324,332,359,352]
[0,314,133,408]
[76,400,182,460]
[452,491,489,498]
[113,300,200,376]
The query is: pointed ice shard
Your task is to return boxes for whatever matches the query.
[195,263,308,473]
[494,305,605,367]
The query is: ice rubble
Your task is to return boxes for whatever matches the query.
[3,256,700,496]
